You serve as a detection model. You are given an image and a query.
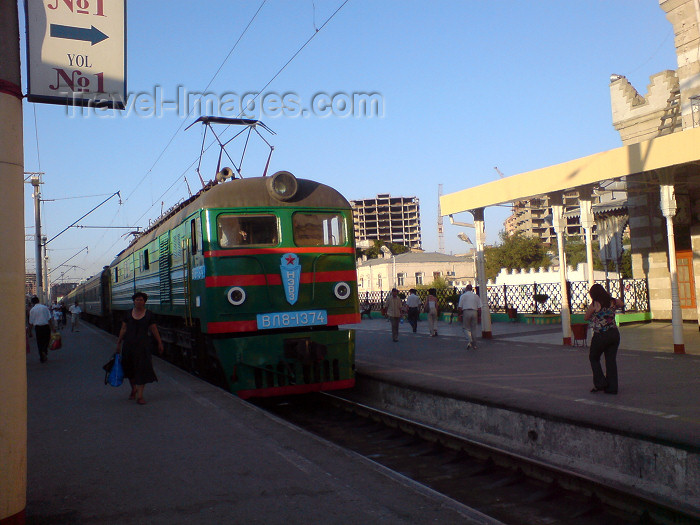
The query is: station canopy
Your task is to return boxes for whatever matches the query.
[441,125,700,215]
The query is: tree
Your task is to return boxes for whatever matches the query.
[619,237,632,278]
[484,231,550,281]
[564,234,632,278]
[564,235,603,271]
[429,276,449,290]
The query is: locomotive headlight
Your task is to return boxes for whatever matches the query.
[334,282,351,300]
[267,170,298,201]
[227,286,246,306]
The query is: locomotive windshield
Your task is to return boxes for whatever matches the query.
[292,212,346,247]
[217,214,278,247]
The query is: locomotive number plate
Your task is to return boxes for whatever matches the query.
[256,310,328,329]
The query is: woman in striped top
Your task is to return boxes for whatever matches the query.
[584,284,624,394]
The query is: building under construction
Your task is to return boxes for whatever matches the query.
[350,194,422,249]
[504,191,589,244]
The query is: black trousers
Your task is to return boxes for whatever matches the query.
[407,307,419,331]
[35,324,51,361]
[589,327,620,393]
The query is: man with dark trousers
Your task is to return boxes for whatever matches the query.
[28,296,53,362]
[405,289,422,332]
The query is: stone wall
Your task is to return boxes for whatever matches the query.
[489,263,617,286]
[661,0,700,129]
[610,70,679,144]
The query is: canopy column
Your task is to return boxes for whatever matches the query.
[659,182,685,354]
[550,194,572,345]
[472,208,492,338]
[578,185,596,288]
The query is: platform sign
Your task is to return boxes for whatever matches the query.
[25,0,127,109]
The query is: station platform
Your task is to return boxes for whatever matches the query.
[347,317,700,514]
[25,324,489,524]
[349,316,700,447]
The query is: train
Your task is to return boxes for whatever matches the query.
[66,169,359,399]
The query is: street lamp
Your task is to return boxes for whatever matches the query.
[457,232,477,286]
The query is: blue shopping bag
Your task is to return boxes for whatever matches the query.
[106,353,124,387]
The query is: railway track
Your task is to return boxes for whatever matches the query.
[254,392,698,525]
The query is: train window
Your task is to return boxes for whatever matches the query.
[143,250,150,270]
[292,213,346,247]
[190,218,198,255]
[114,267,119,283]
[217,214,278,247]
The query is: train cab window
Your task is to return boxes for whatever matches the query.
[292,213,346,247]
[217,214,278,247]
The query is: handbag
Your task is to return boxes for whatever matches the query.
[49,331,62,351]
[103,355,115,384]
[105,353,124,387]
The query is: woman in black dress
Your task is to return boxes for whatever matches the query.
[116,292,164,405]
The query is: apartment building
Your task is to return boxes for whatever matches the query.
[350,194,422,249]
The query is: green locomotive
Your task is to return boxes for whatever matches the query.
[71,170,359,398]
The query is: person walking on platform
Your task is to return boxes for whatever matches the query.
[51,300,63,330]
[28,296,53,363]
[405,289,421,333]
[116,292,164,405]
[60,302,68,329]
[69,301,82,332]
[458,284,482,349]
[425,288,439,337]
[584,283,624,395]
[384,288,403,342]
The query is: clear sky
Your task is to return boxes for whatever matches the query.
[20,1,678,284]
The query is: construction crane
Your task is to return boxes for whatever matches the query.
[437,184,445,253]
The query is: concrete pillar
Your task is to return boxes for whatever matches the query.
[0,1,27,523]
[472,208,492,338]
[578,186,596,288]
[550,194,572,345]
[659,183,685,354]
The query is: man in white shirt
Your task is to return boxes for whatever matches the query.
[69,301,82,332]
[28,296,53,362]
[458,284,482,349]
[405,289,422,333]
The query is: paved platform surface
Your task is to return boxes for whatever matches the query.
[25,324,490,525]
[348,317,700,449]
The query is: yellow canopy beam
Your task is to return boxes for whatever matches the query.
[441,125,700,215]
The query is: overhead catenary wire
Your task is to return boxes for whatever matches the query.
[625,26,673,77]
[122,0,268,205]
[119,0,352,225]
[92,0,352,274]
[42,193,118,202]
[148,0,352,199]
[226,0,351,124]
[89,1,269,272]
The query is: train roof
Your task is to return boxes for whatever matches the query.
[112,174,350,264]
